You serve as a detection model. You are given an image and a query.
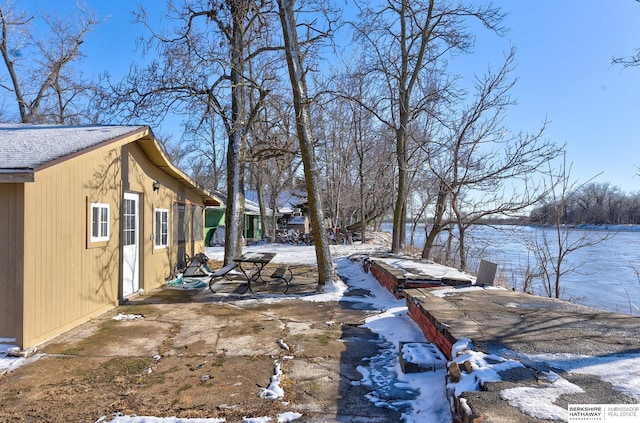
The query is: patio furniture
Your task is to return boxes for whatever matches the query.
[233,252,276,293]
[269,265,292,294]
[208,263,239,293]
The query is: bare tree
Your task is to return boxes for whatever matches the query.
[347,81,395,244]
[314,89,361,233]
[526,158,614,298]
[529,181,640,225]
[181,117,228,192]
[411,49,560,269]
[0,2,99,123]
[276,0,336,287]
[247,93,301,241]
[351,0,505,253]
[612,0,640,68]
[308,58,398,243]
[428,50,561,270]
[98,0,275,264]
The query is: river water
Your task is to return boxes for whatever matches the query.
[380,223,640,315]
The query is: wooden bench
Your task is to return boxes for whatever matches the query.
[208,263,238,293]
[270,265,292,294]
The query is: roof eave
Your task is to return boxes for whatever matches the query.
[0,169,34,182]
[136,135,223,207]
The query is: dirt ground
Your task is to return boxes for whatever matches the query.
[0,263,403,422]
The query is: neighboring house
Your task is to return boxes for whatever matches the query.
[205,194,268,245]
[286,211,310,235]
[244,189,309,235]
[0,124,222,350]
[245,189,307,216]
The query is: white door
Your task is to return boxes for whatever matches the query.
[122,192,140,297]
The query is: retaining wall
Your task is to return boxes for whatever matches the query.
[367,259,445,298]
[366,259,478,422]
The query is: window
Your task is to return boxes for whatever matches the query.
[174,202,187,245]
[90,203,110,242]
[154,208,169,248]
[192,205,204,241]
[122,198,136,246]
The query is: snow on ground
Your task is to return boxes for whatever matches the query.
[429,285,505,297]
[372,256,475,282]
[512,351,640,402]
[258,361,286,400]
[335,254,451,422]
[4,240,640,422]
[446,338,582,421]
[0,339,39,376]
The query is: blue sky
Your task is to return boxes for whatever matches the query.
[458,0,640,194]
[15,0,640,193]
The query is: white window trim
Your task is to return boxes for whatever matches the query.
[90,202,110,242]
[154,208,169,249]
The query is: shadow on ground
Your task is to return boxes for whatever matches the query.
[0,260,404,422]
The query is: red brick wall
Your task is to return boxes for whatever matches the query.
[407,297,454,360]
[368,260,474,422]
[369,261,401,298]
[368,260,456,357]
[369,262,469,420]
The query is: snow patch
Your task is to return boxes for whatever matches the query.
[516,351,640,401]
[112,313,144,321]
[501,375,583,421]
[259,361,285,400]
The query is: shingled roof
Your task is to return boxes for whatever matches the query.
[0,124,148,171]
[0,123,222,206]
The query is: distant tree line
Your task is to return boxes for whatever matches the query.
[529,182,640,225]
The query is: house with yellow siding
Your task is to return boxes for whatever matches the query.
[0,124,222,350]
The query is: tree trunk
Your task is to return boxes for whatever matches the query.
[277,0,335,288]
[224,4,247,264]
[409,200,428,247]
[422,182,448,259]
[270,195,279,242]
[392,126,409,252]
[554,219,563,298]
[359,161,366,244]
[255,166,270,241]
[458,226,467,270]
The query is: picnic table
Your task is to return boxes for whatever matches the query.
[208,252,292,294]
[234,252,276,293]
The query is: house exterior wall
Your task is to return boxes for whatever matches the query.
[204,208,263,245]
[12,139,208,349]
[0,183,24,340]
[244,214,262,241]
[205,208,225,247]
[19,145,122,348]
[124,144,207,291]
